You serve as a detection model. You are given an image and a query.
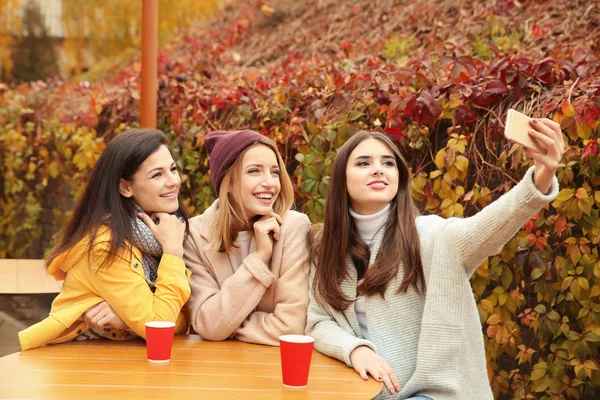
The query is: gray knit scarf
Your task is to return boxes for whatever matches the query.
[128,206,185,288]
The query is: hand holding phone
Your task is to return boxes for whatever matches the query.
[504,109,543,153]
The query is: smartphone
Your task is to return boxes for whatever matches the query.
[504,109,543,153]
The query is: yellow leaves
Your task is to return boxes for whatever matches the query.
[446,134,468,153]
[572,358,598,380]
[576,123,593,140]
[553,188,575,206]
[480,298,494,314]
[434,148,446,170]
[439,94,460,119]
[439,198,464,218]
[410,171,427,197]
[433,137,469,200]
[487,313,502,325]
[454,155,469,172]
[47,161,60,179]
[498,291,508,306]
[575,188,588,199]
[553,186,594,220]
[516,345,536,365]
[530,364,547,381]
[61,0,222,76]
[577,277,589,291]
[429,170,443,179]
[561,102,575,117]
[0,0,22,77]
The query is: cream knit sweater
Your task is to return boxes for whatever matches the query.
[306,167,558,399]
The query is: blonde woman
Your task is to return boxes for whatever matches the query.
[184,130,311,345]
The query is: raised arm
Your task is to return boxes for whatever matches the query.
[447,118,563,276]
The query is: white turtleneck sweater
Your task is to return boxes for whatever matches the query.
[349,203,391,341]
[307,167,559,399]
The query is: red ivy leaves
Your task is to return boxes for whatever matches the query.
[581,140,598,159]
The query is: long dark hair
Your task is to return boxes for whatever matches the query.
[46,129,190,269]
[312,131,425,312]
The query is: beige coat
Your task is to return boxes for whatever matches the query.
[183,200,311,346]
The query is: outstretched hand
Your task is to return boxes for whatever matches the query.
[524,118,565,194]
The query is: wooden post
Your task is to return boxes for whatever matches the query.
[140,0,158,128]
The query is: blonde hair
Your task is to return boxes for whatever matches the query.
[206,139,294,253]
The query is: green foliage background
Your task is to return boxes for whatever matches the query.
[1,1,599,398]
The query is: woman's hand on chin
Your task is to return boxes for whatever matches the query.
[138,212,185,258]
[253,212,283,264]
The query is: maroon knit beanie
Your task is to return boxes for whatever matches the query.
[205,130,265,194]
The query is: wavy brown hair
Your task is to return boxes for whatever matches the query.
[311,131,425,312]
[46,129,190,270]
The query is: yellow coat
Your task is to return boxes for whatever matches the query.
[19,226,191,350]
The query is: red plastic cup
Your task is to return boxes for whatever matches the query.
[145,321,176,363]
[279,334,315,388]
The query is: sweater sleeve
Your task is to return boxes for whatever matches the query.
[445,166,559,277]
[305,265,377,367]
[184,232,276,341]
[234,214,311,345]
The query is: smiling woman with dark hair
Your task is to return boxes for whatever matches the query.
[307,123,564,399]
[19,129,191,350]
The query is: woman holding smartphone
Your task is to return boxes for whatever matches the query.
[19,129,191,350]
[184,130,311,346]
[307,120,563,399]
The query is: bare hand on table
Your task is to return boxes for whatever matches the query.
[350,345,400,395]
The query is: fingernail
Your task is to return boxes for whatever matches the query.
[532,119,538,123]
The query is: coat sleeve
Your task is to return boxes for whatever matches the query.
[234,213,311,345]
[305,264,377,366]
[86,244,191,338]
[445,166,559,277]
[184,228,276,341]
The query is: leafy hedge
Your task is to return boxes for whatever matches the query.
[1,0,599,398]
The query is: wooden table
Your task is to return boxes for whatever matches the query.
[0,259,62,294]
[0,335,382,399]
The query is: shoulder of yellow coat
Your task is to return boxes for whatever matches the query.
[47,225,122,279]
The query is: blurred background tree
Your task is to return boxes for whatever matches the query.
[0,0,22,78]
[9,0,59,83]
[0,0,221,83]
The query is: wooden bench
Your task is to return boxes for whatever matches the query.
[0,259,62,356]
[0,259,62,295]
